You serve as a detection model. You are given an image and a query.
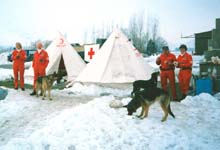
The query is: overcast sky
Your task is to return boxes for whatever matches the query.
[0,0,219,48]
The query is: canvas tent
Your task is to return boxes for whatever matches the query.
[75,29,155,83]
[25,33,86,82]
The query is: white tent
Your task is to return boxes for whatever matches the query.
[75,29,155,84]
[25,33,86,82]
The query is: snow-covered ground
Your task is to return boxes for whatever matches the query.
[0,51,219,150]
[0,68,13,81]
[1,88,220,150]
[0,51,12,65]
[0,88,96,147]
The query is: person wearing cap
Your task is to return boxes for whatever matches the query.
[30,42,49,95]
[156,46,178,101]
[11,42,26,90]
[174,44,192,100]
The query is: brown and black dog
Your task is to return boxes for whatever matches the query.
[124,87,175,122]
[36,72,58,100]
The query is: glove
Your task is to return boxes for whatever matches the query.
[156,57,161,65]
[167,61,173,65]
[39,59,43,62]
[173,61,178,66]
[16,55,20,59]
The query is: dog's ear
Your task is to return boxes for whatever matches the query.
[123,105,128,108]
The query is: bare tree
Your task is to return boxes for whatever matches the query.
[29,40,52,49]
[85,13,167,56]
[124,13,149,54]
[126,14,167,55]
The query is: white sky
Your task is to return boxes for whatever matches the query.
[0,0,219,48]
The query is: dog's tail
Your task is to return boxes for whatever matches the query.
[168,103,175,118]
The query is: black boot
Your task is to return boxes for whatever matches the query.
[30,90,36,96]
[180,94,187,101]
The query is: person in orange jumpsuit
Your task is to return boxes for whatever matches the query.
[30,42,49,95]
[11,42,26,90]
[156,46,178,101]
[175,44,192,100]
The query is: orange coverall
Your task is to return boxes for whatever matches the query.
[12,50,26,89]
[177,52,192,95]
[156,52,177,100]
[32,50,49,89]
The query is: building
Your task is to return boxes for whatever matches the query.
[195,18,220,55]
[198,19,220,93]
[195,31,212,55]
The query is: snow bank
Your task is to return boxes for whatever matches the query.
[2,93,220,150]
[64,83,132,97]
[0,68,13,81]
[0,51,11,65]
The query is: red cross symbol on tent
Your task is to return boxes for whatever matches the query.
[88,48,95,59]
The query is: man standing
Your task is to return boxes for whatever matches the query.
[12,42,26,90]
[175,44,192,100]
[156,46,178,101]
[30,42,49,95]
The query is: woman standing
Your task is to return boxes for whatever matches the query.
[175,44,192,100]
[11,42,26,90]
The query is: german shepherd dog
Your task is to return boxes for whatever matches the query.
[124,87,175,122]
[36,72,58,100]
[131,72,159,97]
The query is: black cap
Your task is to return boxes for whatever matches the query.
[179,44,187,50]
[162,46,169,50]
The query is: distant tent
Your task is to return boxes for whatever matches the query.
[75,29,154,83]
[25,33,86,82]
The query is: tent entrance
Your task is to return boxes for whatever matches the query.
[57,55,67,82]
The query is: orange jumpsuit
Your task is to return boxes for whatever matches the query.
[32,50,49,89]
[12,49,26,89]
[177,52,192,95]
[156,52,177,100]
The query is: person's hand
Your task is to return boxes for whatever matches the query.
[167,61,173,65]
[173,61,178,66]
[16,54,20,59]
[156,57,161,65]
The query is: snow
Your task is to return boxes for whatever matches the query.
[64,82,132,97]
[0,88,95,147]
[0,51,219,150]
[0,68,13,81]
[1,92,220,150]
[0,51,12,65]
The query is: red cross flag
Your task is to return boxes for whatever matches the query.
[84,44,100,62]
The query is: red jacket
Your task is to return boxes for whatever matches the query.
[177,52,192,69]
[12,49,26,67]
[156,52,176,70]
[32,50,49,70]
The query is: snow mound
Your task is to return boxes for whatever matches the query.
[109,99,123,108]
[0,51,11,65]
[2,93,220,150]
[0,68,13,81]
[64,82,132,97]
